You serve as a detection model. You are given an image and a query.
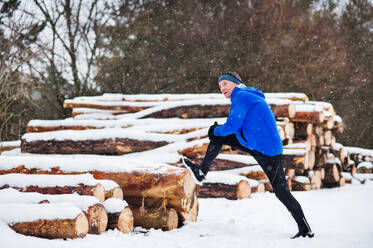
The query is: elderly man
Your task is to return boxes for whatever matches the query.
[182,71,314,239]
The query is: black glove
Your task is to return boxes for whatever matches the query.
[208,121,219,140]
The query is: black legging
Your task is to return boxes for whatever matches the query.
[200,134,310,231]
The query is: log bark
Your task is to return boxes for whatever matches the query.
[0,184,105,202]
[21,138,168,155]
[294,122,313,138]
[131,208,179,231]
[193,158,250,171]
[0,203,89,240]
[197,180,251,200]
[107,206,134,234]
[324,164,340,184]
[291,110,324,123]
[281,153,309,170]
[291,177,311,191]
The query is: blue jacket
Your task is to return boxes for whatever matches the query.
[214,86,283,156]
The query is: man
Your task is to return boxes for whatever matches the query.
[182,71,314,239]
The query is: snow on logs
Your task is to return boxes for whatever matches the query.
[0,156,197,213]
[0,188,109,234]
[0,202,89,239]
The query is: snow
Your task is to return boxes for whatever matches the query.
[264,92,308,101]
[344,146,373,157]
[0,202,82,224]
[0,188,100,212]
[0,141,21,148]
[0,173,106,188]
[0,154,186,175]
[204,171,250,185]
[357,161,373,170]
[295,104,323,113]
[293,176,310,184]
[1,182,373,247]
[103,198,128,213]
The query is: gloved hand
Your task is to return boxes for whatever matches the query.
[208,121,220,140]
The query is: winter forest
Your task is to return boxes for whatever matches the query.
[0,0,372,148]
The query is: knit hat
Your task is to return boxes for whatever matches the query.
[218,73,242,85]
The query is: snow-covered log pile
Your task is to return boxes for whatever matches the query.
[0,140,20,154]
[1,91,373,238]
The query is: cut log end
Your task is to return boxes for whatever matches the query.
[86,203,108,234]
[117,207,135,233]
[105,187,124,200]
[92,184,105,202]
[236,180,251,199]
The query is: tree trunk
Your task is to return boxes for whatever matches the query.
[0,203,89,239]
[0,185,105,202]
[85,203,108,234]
[21,138,168,155]
[131,208,179,231]
[106,206,134,234]
[197,180,251,200]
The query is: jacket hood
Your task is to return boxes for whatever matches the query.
[238,86,265,99]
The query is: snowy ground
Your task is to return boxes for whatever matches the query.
[1,180,372,248]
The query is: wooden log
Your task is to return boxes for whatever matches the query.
[131,208,179,231]
[281,152,309,170]
[0,173,106,202]
[144,105,230,119]
[0,141,20,154]
[277,121,295,139]
[294,122,313,138]
[0,203,89,239]
[308,172,322,190]
[308,149,316,170]
[285,168,295,179]
[177,192,199,227]
[291,176,311,191]
[291,105,325,123]
[323,163,340,184]
[323,176,346,188]
[0,163,196,213]
[103,198,134,234]
[192,158,250,171]
[324,130,333,146]
[322,115,335,130]
[21,138,168,155]
[0,188,108,234]
[63,99,156,112]
[198,180,251,200]
[250,181,265,193]
[268,103,296,118]
[278,126,286,141]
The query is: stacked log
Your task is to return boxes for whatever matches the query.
[2,90,373,238]
[0,202,89,239]
[0,188,109,235]
[102,198,134,233]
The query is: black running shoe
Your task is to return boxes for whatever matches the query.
[291,230,315,239]
[181,156,206,185]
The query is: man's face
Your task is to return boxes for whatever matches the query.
[218,80,237,98]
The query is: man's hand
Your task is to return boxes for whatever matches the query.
[208,121,220,140]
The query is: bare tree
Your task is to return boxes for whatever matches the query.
[28,0,111,96]
[0,1,41,140]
